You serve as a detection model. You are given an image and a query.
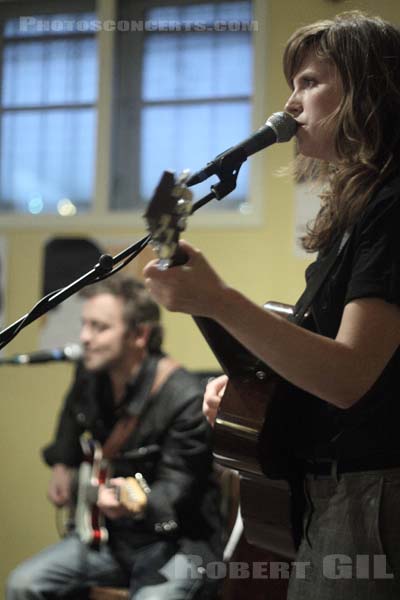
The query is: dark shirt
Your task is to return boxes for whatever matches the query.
[293,176,400,461]
[42,355,222,569]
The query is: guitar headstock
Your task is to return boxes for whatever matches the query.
[144,170,193,270]
[118,473,150,517]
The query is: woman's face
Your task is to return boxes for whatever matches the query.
[284,51,344,162]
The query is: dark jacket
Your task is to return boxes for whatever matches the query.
[43,355,223,570]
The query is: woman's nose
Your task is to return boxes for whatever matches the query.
[284,91,302,118]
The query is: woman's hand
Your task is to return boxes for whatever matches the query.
[203,375,228,427]
[143,240,227,318]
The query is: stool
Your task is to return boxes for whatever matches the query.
[89,587,129,600]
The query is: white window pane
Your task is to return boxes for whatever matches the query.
[2,38,97,107]
[140,102,250,205]
[0,109,96,213]
[142,31,251,100]
[147,2,252,23]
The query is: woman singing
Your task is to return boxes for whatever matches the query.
[144,11,400,599]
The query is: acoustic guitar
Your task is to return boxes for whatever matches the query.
[144,171,298,559]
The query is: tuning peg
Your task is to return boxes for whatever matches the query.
[176,169,191,184]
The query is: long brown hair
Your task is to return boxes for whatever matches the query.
[283,11,400,252]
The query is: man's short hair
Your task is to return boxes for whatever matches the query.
[80,276,163,354]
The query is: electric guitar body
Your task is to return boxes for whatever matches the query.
[69,435,150,548]
[74,436,109,546]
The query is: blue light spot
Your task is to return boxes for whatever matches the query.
[28,196,44,214]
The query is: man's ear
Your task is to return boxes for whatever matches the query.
[130,324,151,350]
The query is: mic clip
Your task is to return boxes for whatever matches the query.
[186,147,245,193]
[210,169,240,201]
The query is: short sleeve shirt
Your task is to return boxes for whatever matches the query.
[294,176,400,460]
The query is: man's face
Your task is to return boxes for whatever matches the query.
[79,293,133,372]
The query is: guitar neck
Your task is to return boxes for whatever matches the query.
[193,302,293,378]
[193,316,263,377]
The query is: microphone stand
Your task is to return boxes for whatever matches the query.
[0,235,150,350]
[0,158,243,351]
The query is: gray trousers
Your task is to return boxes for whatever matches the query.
[287,468,400,600]
[5,534,206,600]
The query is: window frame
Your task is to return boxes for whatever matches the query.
[0,0,268,230]
[0,0,98,216]
[112,0,254,213]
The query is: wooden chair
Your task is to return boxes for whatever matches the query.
[89,587,129,599]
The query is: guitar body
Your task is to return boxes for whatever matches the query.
[74,438,109,547]
[69,435,151,547]
[194,303,298,559]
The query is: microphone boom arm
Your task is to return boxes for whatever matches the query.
[0,235,151,350]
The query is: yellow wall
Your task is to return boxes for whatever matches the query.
[1,0,400,591]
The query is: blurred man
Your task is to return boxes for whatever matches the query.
[6,276,222,600]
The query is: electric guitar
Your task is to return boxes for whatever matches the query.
[144,171,298,558]
[69,434,150,547]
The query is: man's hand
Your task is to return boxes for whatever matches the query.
[47,463,73,507]
[97,477,147,520]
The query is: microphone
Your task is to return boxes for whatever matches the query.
[0,343,82,365]
[186,111,298,186]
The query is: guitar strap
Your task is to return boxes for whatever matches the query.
[290,230,351,326]
[101,356,180,461]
